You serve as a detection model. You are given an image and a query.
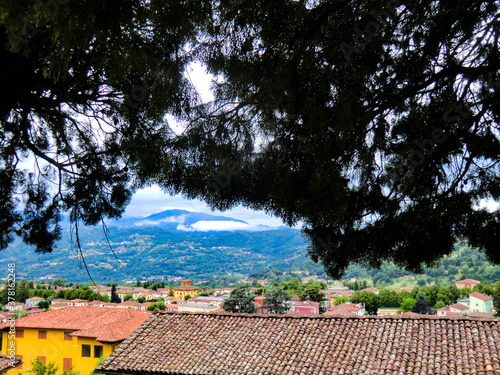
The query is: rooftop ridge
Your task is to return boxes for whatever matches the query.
[153,310,499,321]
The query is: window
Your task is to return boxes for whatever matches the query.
[82,345,91,358]
[16,330,24,338]
[14,356,22,370]
[63,358,72,371]
[38,330,47,339]
[94,345,104,358]
[64,332,73,341]
[38,357,46,365]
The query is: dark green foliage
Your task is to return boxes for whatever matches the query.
[494,287,500,317]
[342,280,369,291]
[264,286,291,314]
[0,0,202,253]
[350,291,379,315]
[110,284,121,303]
[37,300,49,310]
[301,281,327,313]
[411,299,433,314]
[222,284,256,313]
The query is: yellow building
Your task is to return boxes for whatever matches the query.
[173,280,199,300]
[0,307,150,375]
[377,307,400,316]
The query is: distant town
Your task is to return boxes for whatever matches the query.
[1,275,498,375]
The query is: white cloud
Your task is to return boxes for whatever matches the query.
[177,221,264,232]
[477,199,500,212]
[124,185,288,227]
[133,215,187,227]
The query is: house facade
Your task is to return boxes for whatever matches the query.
[173,280,199,300]
[455,279,481,289]
[25,297,44,306]
[469,292,494,313]
[377,307,400,316]
[0,307,150,375]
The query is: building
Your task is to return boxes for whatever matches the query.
[325,303,365,317]
[436,303,470,317]
[95,312,500,375]
[173,280,199,300]
[455,279,481,289]
[377,307,400,316]
[177,302,219,313]
[7,303,24,312]
[0,355,21,374]
[25,297,44,306]
[213,288,232,296]
[67,299,89,307]
[118,301,143,310]
[0,307,150,375]
[289,300,320,315]
[469,292,494,313]
[188,296,227,308]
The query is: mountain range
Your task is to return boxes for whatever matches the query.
[1,210,311,283]
[106,209,274,232]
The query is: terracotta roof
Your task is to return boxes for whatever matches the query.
[96,312,500,375]
[322,308,356,317]
[470,292,493,301]
[456,279,481,284]
[290,295,300,301]
[449,303,470,311]
[294,300,319,307]
[468,312,496,319]
[173,285,199,291]
[331,303,363,312]
[284,311,318,317]
[400,286,414,291]
[0,354,22,373]
[26,296,44,301]
[119,301,142,307]
[398,312,424,318]
[0,307,150,343]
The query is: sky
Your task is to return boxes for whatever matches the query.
[123,185,288,227]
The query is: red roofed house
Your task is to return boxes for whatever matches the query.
[95,312,500,375]
[437,303,470,317]
[25,297,45,307]
[324,302,365,317]
[0,307,150,375]
[173,280,199,300]
[0,355,22,374]
[455,279,481,289]
[289,300,320,315]
[469,292,494,313]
